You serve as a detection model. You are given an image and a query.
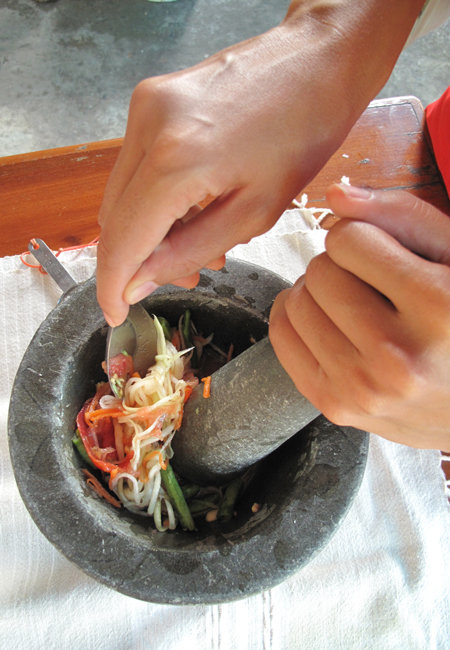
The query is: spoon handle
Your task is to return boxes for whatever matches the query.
[28,239,78,294]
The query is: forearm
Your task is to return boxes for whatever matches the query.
[186,0,427,179]
[96,0,427,326]
[281,0,427,111]
[280,0,425,120]
[260,0,428,149]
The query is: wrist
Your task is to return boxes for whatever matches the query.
[277,0,426,116]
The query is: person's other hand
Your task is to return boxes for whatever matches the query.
[270,185,450,451]
[96,0,423,326]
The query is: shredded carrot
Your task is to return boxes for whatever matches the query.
[201,376,211,398]
[85,408,124,424]
[132,372,141,378]
[108,467,119,489]
[131,404,175,423]
[171,330,181,350]
[184,385,193,403]
[140,450,168,482]
[174,407,183,430]
[143,450,163,465]
[143,449,168,469]
[81,468,122,508]
[226,343,234,364]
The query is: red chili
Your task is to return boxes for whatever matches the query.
[76,400,134,474]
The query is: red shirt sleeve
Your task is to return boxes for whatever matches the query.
[425,86,450,198]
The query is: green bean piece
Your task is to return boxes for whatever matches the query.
[182,309,198,368]
[161,464,195,531]
[188,493,221,515]
[181,483,202,500]
[72,430,95,468]
[217,477,244,522]
[158,317,172,341]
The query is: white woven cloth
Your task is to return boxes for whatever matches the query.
[1,211,450,650]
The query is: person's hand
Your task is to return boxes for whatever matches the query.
[269,184,450,451]
[96,0,424,326]
[96,28,357,327]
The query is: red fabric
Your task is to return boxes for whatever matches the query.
[425,86,450,198]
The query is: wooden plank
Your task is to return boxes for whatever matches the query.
[0,97,449,258]
[302,97,450,215]
[0,139,122,255]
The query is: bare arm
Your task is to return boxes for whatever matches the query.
[96,0,426,326]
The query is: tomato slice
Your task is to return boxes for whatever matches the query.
[107,353,134,397]
[76,399,134,474]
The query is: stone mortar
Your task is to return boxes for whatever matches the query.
[8,259,369,604]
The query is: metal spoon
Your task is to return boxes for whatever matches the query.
[28,238,157,398]
[105,304,157,398]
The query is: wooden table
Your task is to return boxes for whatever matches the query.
[1,95,449,476]
[0,96,449,255]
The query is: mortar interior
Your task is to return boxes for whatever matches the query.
[65,290,310,545]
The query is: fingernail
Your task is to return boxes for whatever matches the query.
[104,313,125,328]
[126,281,159,304]
[339,184,372,199]
[103,312,118,327]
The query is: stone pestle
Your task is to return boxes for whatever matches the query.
[171,336,320,485]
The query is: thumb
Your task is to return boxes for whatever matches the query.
[326,184,450,266]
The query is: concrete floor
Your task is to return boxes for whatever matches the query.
[0,0,449,156]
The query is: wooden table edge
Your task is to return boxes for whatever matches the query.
[0,137,124,168]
